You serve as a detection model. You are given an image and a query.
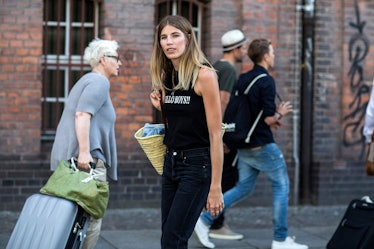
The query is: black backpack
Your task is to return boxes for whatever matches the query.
[223,73,267,149]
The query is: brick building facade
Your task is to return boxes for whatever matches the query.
[1,0,374,211]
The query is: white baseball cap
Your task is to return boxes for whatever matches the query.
[221,29,248,52]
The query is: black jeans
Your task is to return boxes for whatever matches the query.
[161,147,211,249]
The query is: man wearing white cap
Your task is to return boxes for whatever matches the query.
[215,29,248,115]
[206,29,248,243]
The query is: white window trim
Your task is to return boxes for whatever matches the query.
[41,0,99,136]
[169,0,202,45]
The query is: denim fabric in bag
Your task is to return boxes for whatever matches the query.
[142,123,165,137]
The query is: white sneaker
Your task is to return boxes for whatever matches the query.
[193,218,215,249]
[271,236,308,249]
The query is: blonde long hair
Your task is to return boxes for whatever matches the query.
[150,15,213,91]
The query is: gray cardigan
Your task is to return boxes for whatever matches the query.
[50,72,117,181]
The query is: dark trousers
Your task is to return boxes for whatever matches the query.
[210,149,238,229]
[161,147,211,249]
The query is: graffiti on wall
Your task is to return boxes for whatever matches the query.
[343,1,370,159]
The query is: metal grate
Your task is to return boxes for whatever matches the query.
[156,0,204,45]
[41,0,100,140]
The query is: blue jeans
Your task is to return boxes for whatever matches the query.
[200,143,289,241]
[161,147,211,249]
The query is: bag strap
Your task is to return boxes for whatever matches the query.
[243,73,267,143]
[70,157,104,183]
[243,73,267,95]
[245,110,263,143]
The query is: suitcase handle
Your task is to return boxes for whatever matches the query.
[352,200,374,211]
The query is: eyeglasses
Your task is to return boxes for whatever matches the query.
[104,55,120,62]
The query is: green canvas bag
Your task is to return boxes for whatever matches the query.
[40,158,109,219]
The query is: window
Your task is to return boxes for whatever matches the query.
[154,0,207,122]
[155,0,206,45]
[41,0,100,140]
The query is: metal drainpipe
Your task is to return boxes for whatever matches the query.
[292,0,302,206]
[297,0,315,204]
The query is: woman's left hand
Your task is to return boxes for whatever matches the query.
[150,90,162,111]
[206,187,224,217]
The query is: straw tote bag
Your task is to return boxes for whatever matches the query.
[135,92,167,175]
[134,125,166,175]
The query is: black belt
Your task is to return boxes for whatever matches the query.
[167,147,210,160]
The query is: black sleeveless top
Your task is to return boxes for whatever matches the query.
[163,71,209,150]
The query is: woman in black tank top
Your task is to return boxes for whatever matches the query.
[150,15,224,249]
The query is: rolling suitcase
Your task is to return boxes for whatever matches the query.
[327,197,374,249]
[6,193,90,249]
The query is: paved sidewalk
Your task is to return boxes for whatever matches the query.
[0,205,346,249]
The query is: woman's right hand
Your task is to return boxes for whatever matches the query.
[150,90,162,111]
[77,152,93,172]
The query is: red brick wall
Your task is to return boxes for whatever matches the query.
[315,0,374,204]
[0,0,43,155]
[2,0,374,211]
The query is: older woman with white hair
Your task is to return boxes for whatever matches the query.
[50,38,122,249]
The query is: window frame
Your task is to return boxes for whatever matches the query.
[155,0,206,45]
[41,0,100,141]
